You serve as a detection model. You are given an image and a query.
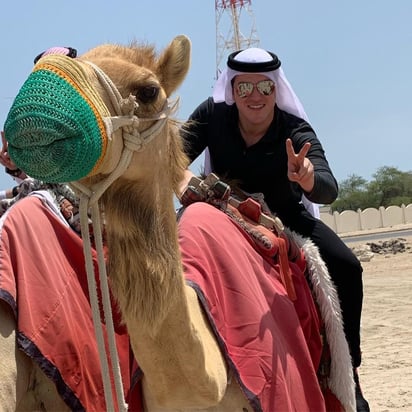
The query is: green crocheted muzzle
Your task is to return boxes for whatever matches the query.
[4,55,109,183]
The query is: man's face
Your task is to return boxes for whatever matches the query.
[232,74,276,125]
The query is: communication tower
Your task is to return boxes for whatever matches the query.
[215,0,260,76]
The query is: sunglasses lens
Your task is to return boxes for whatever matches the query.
[237,82,254,98]
[236,80,275,98]
[257,80,275,95]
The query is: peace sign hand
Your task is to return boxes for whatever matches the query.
[286,138,315,193]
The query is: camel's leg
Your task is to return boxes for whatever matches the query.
[0,300,27,411]
[0,300,69,412]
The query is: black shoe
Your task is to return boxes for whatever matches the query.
[354,369,370,412]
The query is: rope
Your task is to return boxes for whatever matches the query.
[90,202,126,409]
[78,194,118,411]
[70,60,179,411]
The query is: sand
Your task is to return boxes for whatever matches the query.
[348,235,412,411]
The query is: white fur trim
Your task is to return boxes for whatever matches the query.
[288,230,356,412]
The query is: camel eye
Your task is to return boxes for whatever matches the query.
[136,85,159,104]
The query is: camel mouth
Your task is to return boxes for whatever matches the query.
[4,55,109,183]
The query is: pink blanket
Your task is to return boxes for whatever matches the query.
[0,195,337,411]
[0,195,141,411]
[179,202,326,411]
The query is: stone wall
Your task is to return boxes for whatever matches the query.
[320,203,412,234]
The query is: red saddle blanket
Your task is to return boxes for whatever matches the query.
[0,195,141,411]
[179,202,326,411]
[0,195,332,411]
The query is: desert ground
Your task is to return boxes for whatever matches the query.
[345,234,412,411]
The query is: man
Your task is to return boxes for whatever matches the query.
[180,47,369,411]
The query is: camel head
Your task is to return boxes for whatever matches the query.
[4,35,191,198]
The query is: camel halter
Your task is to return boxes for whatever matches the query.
[69,63,179,412]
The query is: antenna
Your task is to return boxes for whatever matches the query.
[215,0,260,76]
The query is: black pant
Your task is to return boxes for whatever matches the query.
[280,206,364,368]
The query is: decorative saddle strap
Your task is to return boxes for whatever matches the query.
[181,174,299,300]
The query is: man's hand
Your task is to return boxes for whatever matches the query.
[286,138,315,193]
[178,169,196,201]
[0,131,17,169]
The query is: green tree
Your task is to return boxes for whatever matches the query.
[331,174,371,212]
[367,166,412,207]
[331,166,412,212]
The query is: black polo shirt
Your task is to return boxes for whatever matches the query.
[181,97,338,217]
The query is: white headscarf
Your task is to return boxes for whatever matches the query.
[206,47,320,218]
[212,48,308,121]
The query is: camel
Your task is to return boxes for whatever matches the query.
[0,35,356,411]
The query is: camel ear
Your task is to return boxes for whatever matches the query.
[157,35,191,97]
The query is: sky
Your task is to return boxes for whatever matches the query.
[0,0,411,190]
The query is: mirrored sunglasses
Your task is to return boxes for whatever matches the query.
[235,79,275,98]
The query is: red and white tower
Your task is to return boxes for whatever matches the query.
[215,0,260,76]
